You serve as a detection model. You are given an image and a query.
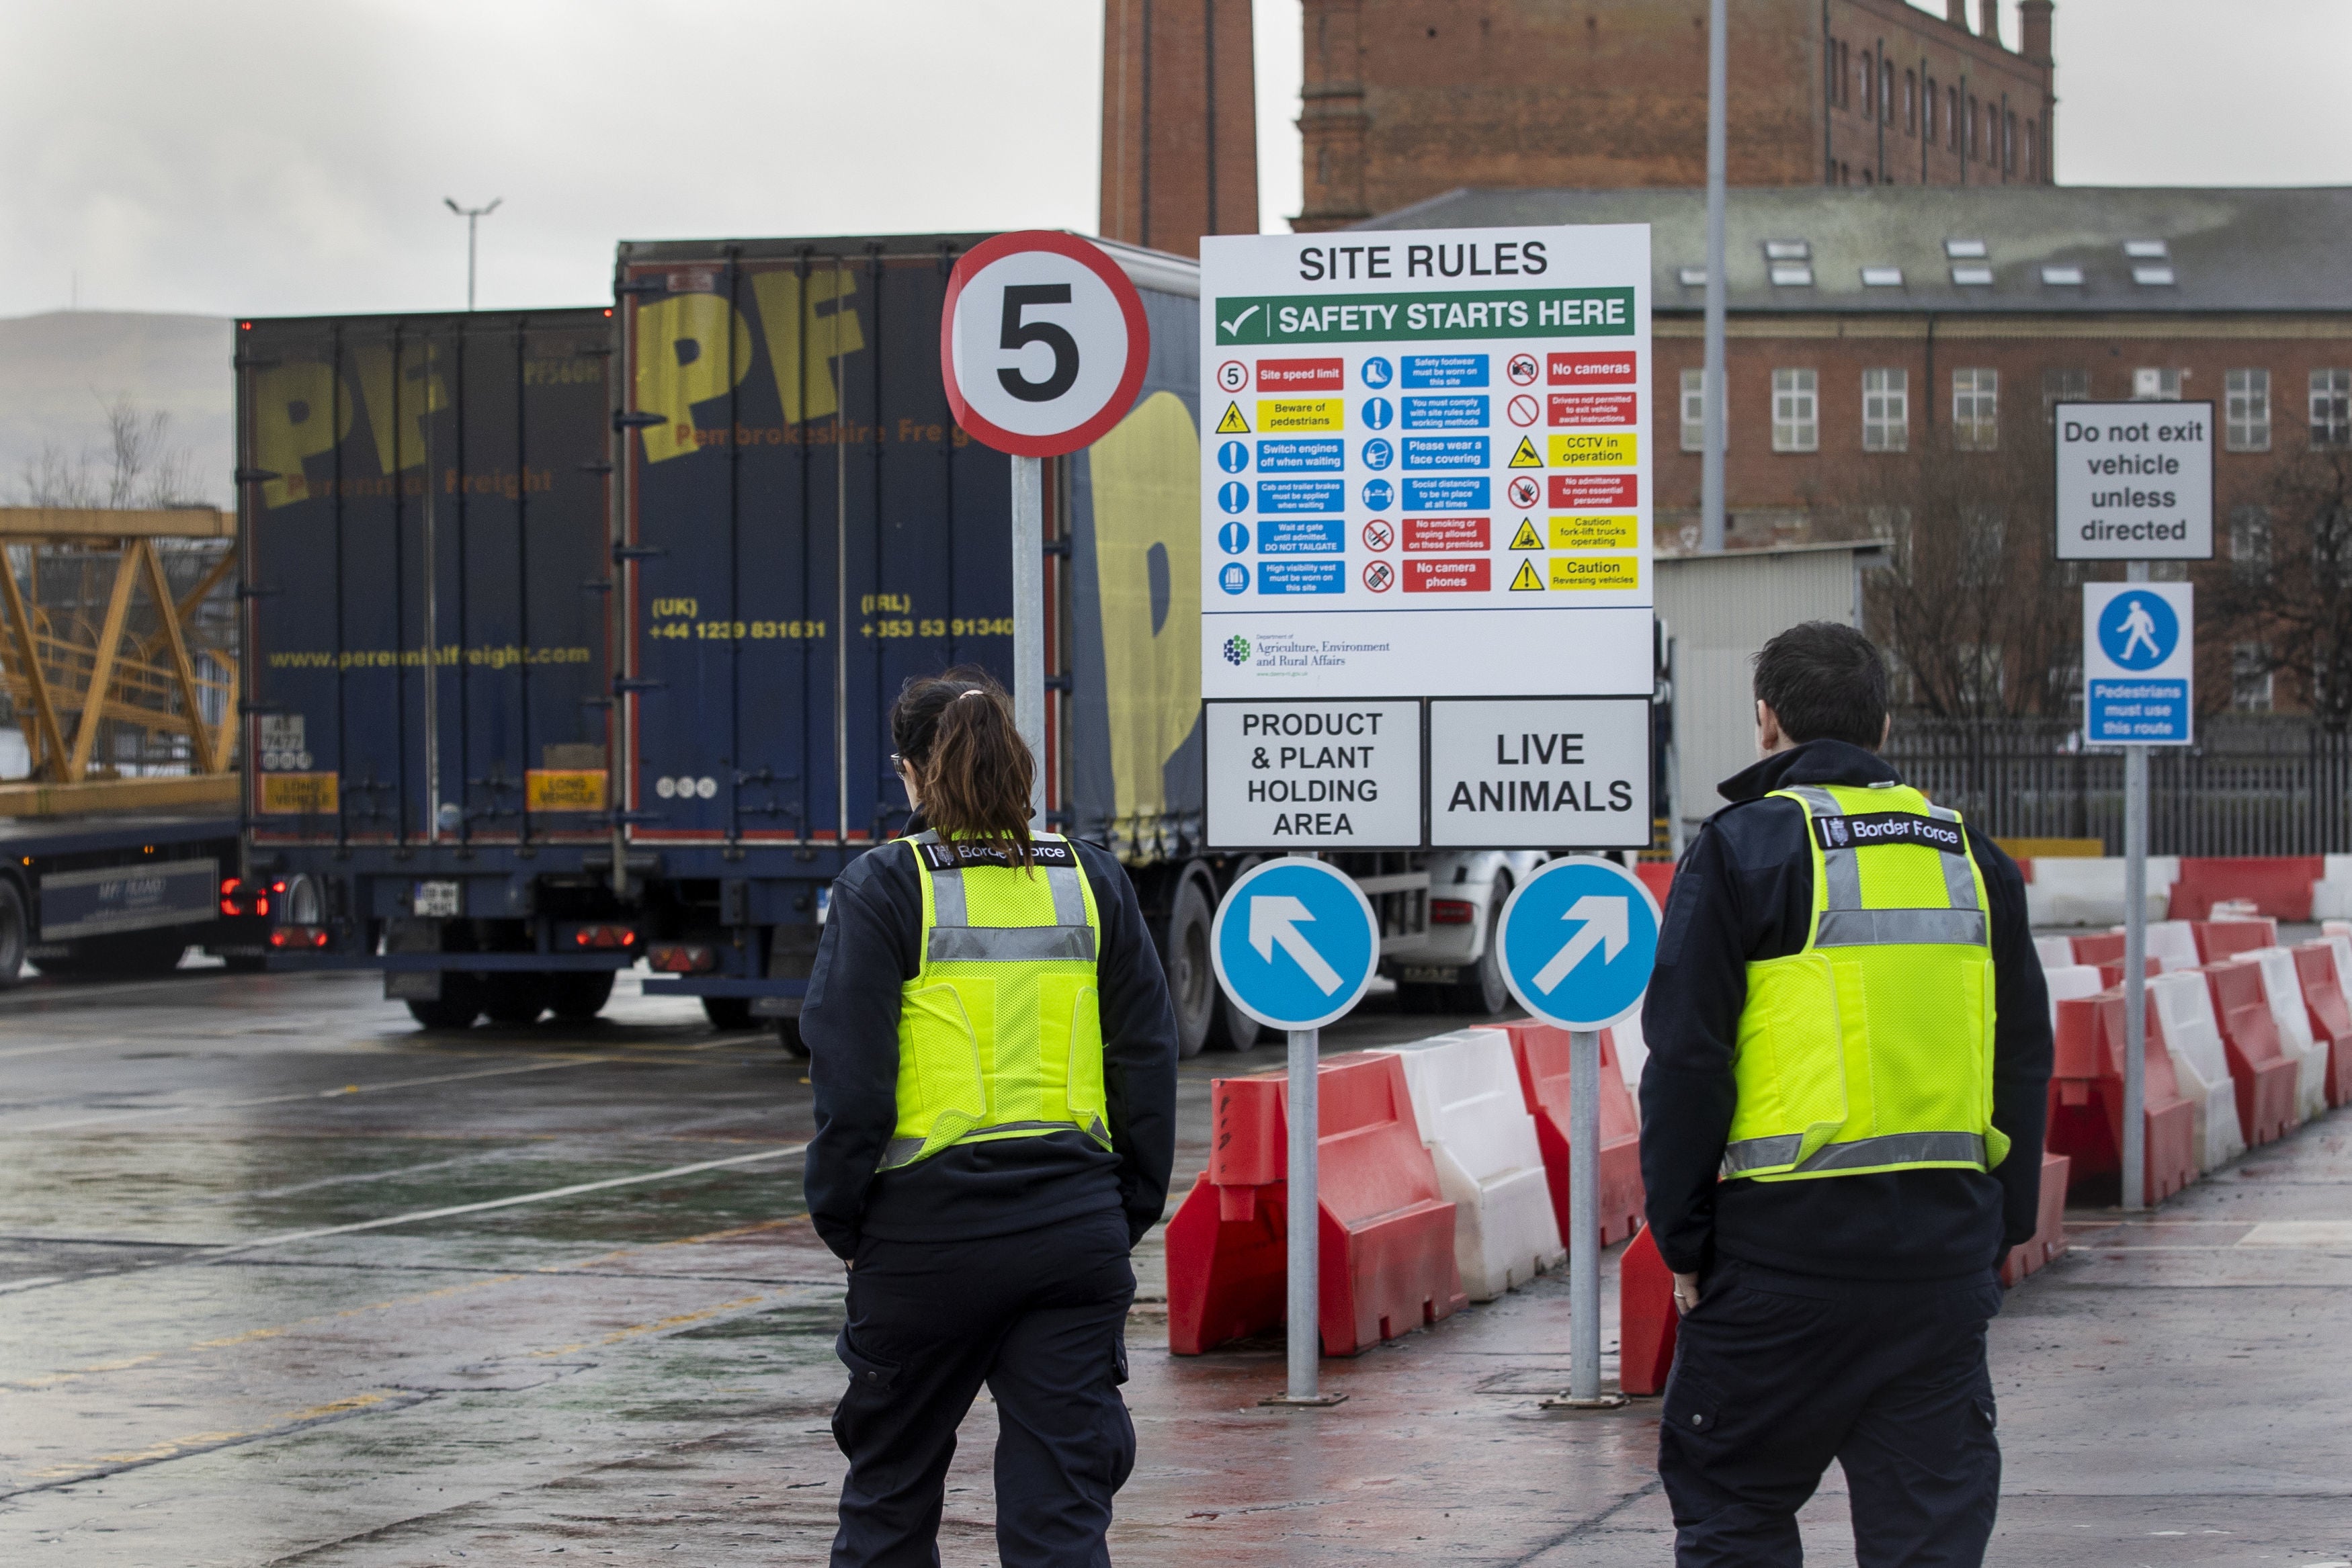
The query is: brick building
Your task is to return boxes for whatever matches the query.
[1361,185,2352,711]
[1097,0,1261,257]
[1294,0,2054,231]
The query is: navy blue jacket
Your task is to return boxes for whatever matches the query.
[1638,739,2054,1282]
[800,826,1180,1261]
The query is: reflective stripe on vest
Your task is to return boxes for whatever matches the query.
[880,830,1110,1172]
[1720,781,2007,1182]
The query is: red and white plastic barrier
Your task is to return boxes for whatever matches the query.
[2246,947,2328,1121]
[1165,1051,1466,1357]
[1376,1029,1564,1302]
[2000,1149,2073,1286]
[1503,1020,1646,1248]
[2146,969,2249,1171]
[2290,942,2352,1108]
[2046,992,2198,1204]
[2202,960,2303,1147]
[1619,1224,1678,1397]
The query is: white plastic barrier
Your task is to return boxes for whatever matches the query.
[2043,965,2106,1032]
[2034,935,2078,970]
[2327,934,2352,1022]
[2312,855,2352,922]
[2327,920,2352,944]
[2024,857,2179,927]
[2121,919,2204,973]
[1378,1028,1565,1302]
[2249,947,2329,1121]
[1609,1008,1648,1097]
[2148,970,2249,1171]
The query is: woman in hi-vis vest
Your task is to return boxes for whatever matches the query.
[802,668,1179,1568]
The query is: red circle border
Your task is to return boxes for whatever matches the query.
[939,230,1152,459]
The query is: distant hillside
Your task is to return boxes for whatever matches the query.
[0,311,233,508]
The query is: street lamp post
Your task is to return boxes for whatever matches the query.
[443,197,503,312]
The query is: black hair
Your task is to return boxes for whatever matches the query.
[1753,621,1889,750]
[890,666,1035,867]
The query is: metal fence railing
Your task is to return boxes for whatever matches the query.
[1886,717,2352,857]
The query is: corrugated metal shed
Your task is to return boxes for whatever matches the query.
[1656,542,1884,838]
[1353,186,2352,316]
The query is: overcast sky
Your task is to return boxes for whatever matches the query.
[5,0,2345,320]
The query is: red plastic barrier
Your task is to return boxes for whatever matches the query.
[1165,1051,1466,1357]
[2095,956,2162,989]
[2044,991,2197,1203]
[1501,1020,1645,1246]
[1619,1224,1678,1396]
[2202,960,2300,1146]
[2070,932,2127,967]
[2292,942,2352,1108]
[1633,859,1675,910]
[2169,858,2322,922]
[2191,917,2280,963]
[1999,1151,2073,1287]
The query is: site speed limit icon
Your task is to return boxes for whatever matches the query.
[940,230,1150,457]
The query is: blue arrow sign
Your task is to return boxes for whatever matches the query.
[1497,856,1661,1032]
[1211,858,1379,1031]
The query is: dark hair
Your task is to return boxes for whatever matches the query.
[1753,621,1889,750]
[891,666,1036,867]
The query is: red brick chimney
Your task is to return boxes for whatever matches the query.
[1099,0,1260,257]
[2019,0,2054,62]
[1946,0,1968,26]
[1979,0,2003,44]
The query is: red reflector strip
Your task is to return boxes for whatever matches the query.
[1430,900,1476,925]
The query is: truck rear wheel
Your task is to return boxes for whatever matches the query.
[405,973,484,1030]
[481,973,550,1025]
[0,882,26,988]
[702,996,755,1031]
[1163,875,1218,1059]
[775,1016,810,1057]
[1449,884,1513,1015]
[546,971,615,1022]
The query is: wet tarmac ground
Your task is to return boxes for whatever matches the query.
[3,965,2351,1565]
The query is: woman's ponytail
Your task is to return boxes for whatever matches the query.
[890,667,1036,867]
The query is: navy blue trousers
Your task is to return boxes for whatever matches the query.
[1657,1260,2005,1568]
[830,1207,1137,1567]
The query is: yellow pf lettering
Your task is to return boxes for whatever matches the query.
[249,363,354,510]
[349,343,449,476]
[749,268,865,426]
[1088,391,1202,826]
[635,295,755,463]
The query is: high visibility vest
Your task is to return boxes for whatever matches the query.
[1721,781,2010,1182]
[879,829,1111,1172]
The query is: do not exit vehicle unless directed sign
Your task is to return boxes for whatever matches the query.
[2053,401,2214,561]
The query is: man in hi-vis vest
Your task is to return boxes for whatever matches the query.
[1640,623,2052,1568]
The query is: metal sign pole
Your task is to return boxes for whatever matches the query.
[2121,558,2150,1211]
[1568,1028,1604,1401]
[1011,454,1046,828]
[1274,1026,1345,1405]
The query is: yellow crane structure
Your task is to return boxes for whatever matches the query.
[0,507,239,814]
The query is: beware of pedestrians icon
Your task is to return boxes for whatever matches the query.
[1216,402,1251,435]
[1212,858,1380,1030]
[1497,856,1661,1031]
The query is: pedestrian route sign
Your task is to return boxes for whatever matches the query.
[1497,855,1661,1032]
[2084,581,2194,745]
[1210,857,1380,1031]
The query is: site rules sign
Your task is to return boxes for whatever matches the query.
[2085,582,2194,744]
[1198,225,1653,851]
[2054,402,2214,560]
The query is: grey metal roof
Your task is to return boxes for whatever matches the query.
[1352,186,2352,314]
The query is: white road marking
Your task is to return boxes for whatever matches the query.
[13,1056,597,1133]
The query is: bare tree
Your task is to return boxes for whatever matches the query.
[2208,449,2352,728]
[11,393,208,510]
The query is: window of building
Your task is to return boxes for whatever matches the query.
[1861,53,1874,117]
[1679,368,1723,453]
[1947,87,1960,150]
[2005,110,2017,173]
[1906,70,1917,134]
[2311,369,2351,449]
[1881,60,1894,123]
[1863,369,1908,451]
[1773,369,1818,453]
[2044,368,2089,421]
[1968,96,1978,157]
[2230,505,2273,583]
[1925,77,1937,142]
[1839,42,1850,107]
[2025,119,2037,179]
[2232,644,2275,712]
[2134,367,2184,401]
[1825,38,1838,103]
[1951,368,1999,450]
[2226,369,2271,451]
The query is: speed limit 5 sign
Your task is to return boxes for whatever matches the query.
[940,231,1150,457]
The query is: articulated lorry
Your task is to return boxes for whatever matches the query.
[237,236,1606,1053]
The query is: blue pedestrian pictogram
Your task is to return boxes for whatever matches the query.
[1218,440,1250,474]
[1218,562,1249,595]
[1497,857,1661,1032]
[1361,478,1393,510]
[1218,480,1249,515]
[1360,356,1394,389]
[2098,590,2179,671]
[1361,438,1394,471]
[1361,397,1394,431]
[1211,859,1380,1030]
[1217,521,1250,555]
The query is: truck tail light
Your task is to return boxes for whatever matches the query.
[571,924,638,949]
[648,943,715,974]
[220,877,278,918]
[269,924,331,950]
[1430,899,1477,926]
